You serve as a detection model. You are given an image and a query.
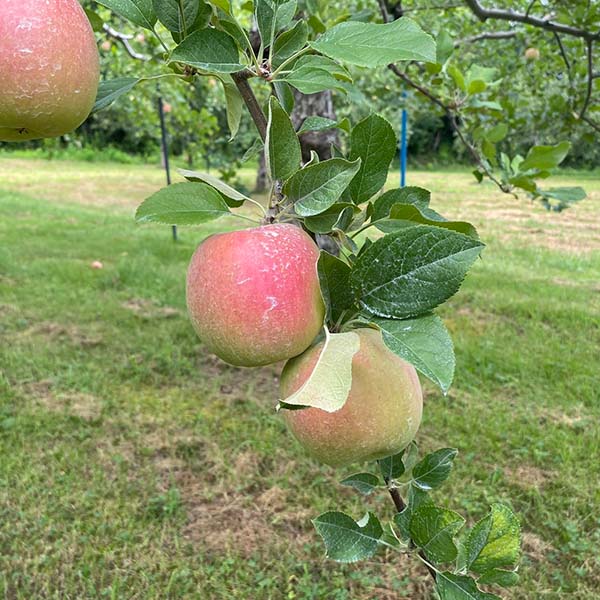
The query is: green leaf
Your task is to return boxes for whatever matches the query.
[170,29,243,73]
[266,96,302,182]
[272,19,308,67]
[96,0,157,29]
[298,116,338,134]
[509,175,536,193]
[486,124,508,143]
[216,74,243,138]
[84,9,104,31]
[394,484,432,540]
[466,504,521,574]
[349,226,484,319]
[348,114,397,204]
[313,511,383,563]
[436,30,454,65]
[379,204,479,240]
[284,158,361,217]
[448,65,466,92]
[273,81,295,114]
[256,0,297,51]
[135,182,231,225]
[153,0,198,33]
[340,473,380,495]
[317,252,355,323]
[311,17,436,67]
[279,330,360,412]
[281,66,346,94]
[305,203,357,234]
[92,78,139,113]
[372,187,431,220]
[178,168,250,207]
[412,448,458,491]
[520,141,571,171]
[294,55,352,81]
[410,505,465,564]
[437,573,501,600]
[538,187,586,204]
[372,314,455,393]
[477,569,519,587]
[378,449,406,481]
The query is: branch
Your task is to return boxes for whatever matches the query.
[463,0,599,41]
[576,40,595,121]
[231,71,268,142]
[455,30,517,46]
[387,64,450,111]
[103,24,150,61]
[581,115,600,133]
[385,482,437,582]
[553,32,571,71]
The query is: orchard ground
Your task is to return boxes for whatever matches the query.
[0,157,599,599]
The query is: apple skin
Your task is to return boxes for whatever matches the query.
[280,328,423,467]
[186,224,325,367]
[0,0,100,142]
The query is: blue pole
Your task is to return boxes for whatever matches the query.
[400,93,408,187]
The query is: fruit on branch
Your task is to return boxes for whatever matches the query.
[524,47,540,61]
[100,40,112,52]
[280,328,423,467]
[186,224,325,367]
[0,0,100,142]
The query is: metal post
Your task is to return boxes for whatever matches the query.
[158,95,177,241]
[400,92,408,187]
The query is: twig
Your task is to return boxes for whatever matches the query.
[577,40,595,120]
[387,65,450,111]
[385,481,437,582]
[103,24,150,61]
[581,115,600,133]
[464,0,599,41]
[231,71,268,141]
[553,32,571,71]
[525,0,538,17]
[455,30,517,46]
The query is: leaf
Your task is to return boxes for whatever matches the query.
[437,573,501,600]
[178,168,250,207]
[298,116,341,135]
[170,28,243,73]
[371,314,455,393]
[313,511,383,563]
[311,17,436,67]
[380,204,479,240]
[305,203,357,234]
[519,141,571,171]
[372,187,431,220]
[216,74,243,138]
[294,55,352,81]
[272,19,308,67]
[273,81,295,114]
[284,158,361,217]
[410,505,465,564]
[486,124,508,143]
[84,9,104,31]
[92,78,139,113]
[436,30,454,65]
[317,252,355,323]
[96,0,157,29]
[279,330,360,412]
[135,182,231,225]
[266,96,302,182]
[378,449,406,481]
[340,473,380,495]
[256,0,297,51]
[349,226,484,319]
[348,114,397,204]
[153,0,198,33]
[477,569,519,587]
[281,66,346,95]
[412,448,458,491]
[394,484,432,540]
[466,504,521,574]
[538,187,586,204]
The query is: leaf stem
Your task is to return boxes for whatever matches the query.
[151,27,170,54]
[270,46,312,79]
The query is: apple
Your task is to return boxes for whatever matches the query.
[100,40,112,52]
[162,102,173,114]
[186,223,325,367]
[0,0,100,142]
[280,328,423,467]
[524,47,540,61]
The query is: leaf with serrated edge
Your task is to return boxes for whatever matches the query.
[153,0,198,33]
[520,141,571,171]
[372,186,431,220]
[477,569,519,587]
[311,18,435,67]
[178,169,251,202]
[412,448,457,491]
[266,96,302,182]
[135,182,230,225]
[410,505,465,564]
[170,29,243,73]
[313,511,383,563]
[93,78,139,113]
[378,449,406,481]
[350,226,484,319]
[96,0,157,29]
[340,473,380,495]
[349,114,397,204]
[437,572,501,600]
[372,315,455,393]
[467,504,521,574]
[285,158,361,217]
[279,330,359,412]
[317,253,354,323]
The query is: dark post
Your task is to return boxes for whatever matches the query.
[158,95,177,241]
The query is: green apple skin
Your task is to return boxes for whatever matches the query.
[0,0,100,142]
[280,328,423,467]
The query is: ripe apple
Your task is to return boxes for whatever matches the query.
[524,47,540,61]
[280,328,423,467]
[0,0,100,142]
[100,40,112,52]
[186,223,325,367]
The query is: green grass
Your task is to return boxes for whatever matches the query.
[0,158,599,599]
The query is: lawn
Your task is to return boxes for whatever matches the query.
[0,157,599,599]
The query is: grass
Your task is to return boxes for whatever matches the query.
[0,157,599,599]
